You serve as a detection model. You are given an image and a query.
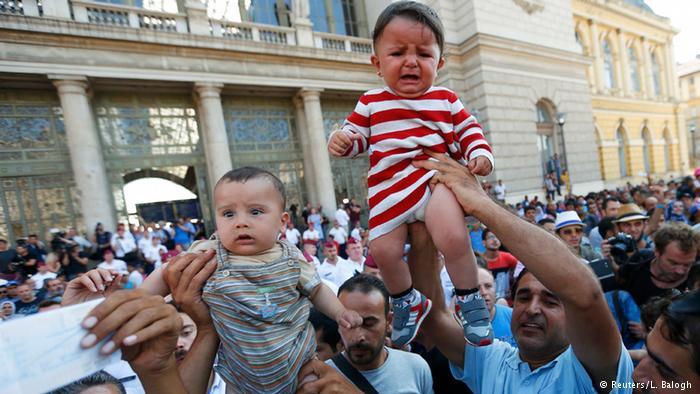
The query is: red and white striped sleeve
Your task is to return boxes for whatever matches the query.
[334,94,370,158]
[451,96,494,173]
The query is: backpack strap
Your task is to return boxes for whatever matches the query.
[331,353,379,394]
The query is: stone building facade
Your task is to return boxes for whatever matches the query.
[572,0,688,183]
[678,56,700,167]
[0,0,682,240]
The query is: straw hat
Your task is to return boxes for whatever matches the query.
[614,203,648,223]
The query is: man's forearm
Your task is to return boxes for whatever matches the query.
[179,326,220,394]
[472,200,601,307]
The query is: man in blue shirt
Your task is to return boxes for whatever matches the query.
[413,152,634,393]
[477,267,516,347]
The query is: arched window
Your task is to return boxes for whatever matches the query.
[602,39,616,89]
[628,47,641,92]
[537,102,552,123]
[616,128,627,177]
[651,53,661,96]
[642,128,652,174]
[536,101,555,179]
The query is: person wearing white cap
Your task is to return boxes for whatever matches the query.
[554,211,602,263]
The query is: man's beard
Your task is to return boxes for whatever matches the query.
[346,341,383,366]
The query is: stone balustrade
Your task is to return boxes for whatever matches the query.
[313,31,373,54]
[211,20,297,46]
[72,0,188,33]
[0,0,372,54]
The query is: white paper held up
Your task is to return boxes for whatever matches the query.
[0,298,122,394]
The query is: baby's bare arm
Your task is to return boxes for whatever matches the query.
[140,267,171,296]
[308,283,362,329]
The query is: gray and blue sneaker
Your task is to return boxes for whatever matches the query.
[391,289,432,347]
[455,293,493,346]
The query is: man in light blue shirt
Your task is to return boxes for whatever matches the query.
[476,267,516,347]
[413,152,634,393]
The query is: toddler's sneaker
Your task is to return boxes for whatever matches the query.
[455,293,493,346]
[391,289,432,347]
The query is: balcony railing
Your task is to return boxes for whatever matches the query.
[72,0,188,33]
[313,32,373,54]
[0,0,373,56]
[211,20,296,46]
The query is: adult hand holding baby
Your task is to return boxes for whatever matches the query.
[413,149,491,216]
[328,130,362,157]
[162,249,217,330]
[162,249,221,394]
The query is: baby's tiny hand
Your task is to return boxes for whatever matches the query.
[328,131,362,157]
[337,309,363,329]
[467,156,492,176]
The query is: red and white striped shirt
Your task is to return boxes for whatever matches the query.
[335,86,493,240]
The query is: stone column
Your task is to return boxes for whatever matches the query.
[616,29,631,96]
[588,20,604,93]
[675,106,690,173]
[611,30,624,96]
[641,38,655,99]
[51,76,116,232]
[664,40,679,100]
[294,96,319,206]
[298,88,337,218]
[194,82,233,192]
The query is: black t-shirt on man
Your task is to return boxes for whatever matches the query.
[618,251,687,306]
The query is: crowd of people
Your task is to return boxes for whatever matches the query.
[1,161,698,393]
[0,217,202,317]
[2,1,699,392]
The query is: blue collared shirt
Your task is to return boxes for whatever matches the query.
[450,340,634,393]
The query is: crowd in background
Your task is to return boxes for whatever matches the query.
[2,173,699,393]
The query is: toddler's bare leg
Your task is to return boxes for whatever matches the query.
[425,184,493,346]
[369,224,410,294]
[425,184,477,291]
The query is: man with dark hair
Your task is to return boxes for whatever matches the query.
[482,229,518,300]
[522,206,537,224]
[633,291,700,392]
[309,308,342,361]
[0,238,19,280]
[617,222,699,306]
[327,274,433,393]
[49,371,126,394]
[537,218,555,234]
[26,234,47,260]
[590,197,622,249]
[413,151,633,393]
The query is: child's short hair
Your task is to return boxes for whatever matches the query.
[216,167,286,208]
[372,1,445,56]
